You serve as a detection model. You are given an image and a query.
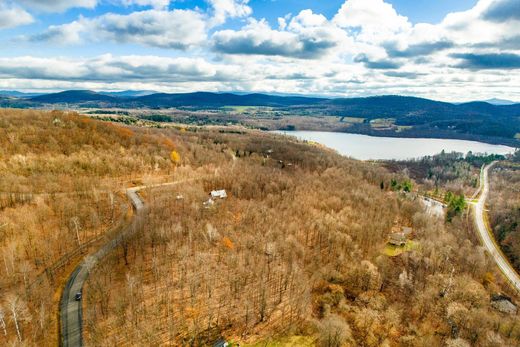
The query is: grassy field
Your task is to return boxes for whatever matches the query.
[370,118,396,130]
[223,106,271,113]
[242,335,315,347]
[397,125,413,132]
[383,240,418,257]
[341,116,365,124]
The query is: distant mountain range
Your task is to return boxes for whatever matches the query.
[1,89,517,108]
[0,90,44,98]
[30,90,117,103]
[98,90,158,97]
[482,98,517,106]
[0,90,518,147]
[25,90,325,107]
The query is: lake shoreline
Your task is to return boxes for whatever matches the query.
[273,126,520,148]
[273,130,516,161]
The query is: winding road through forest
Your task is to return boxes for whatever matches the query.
[473,162,520,293]
[60,160,519,345]
[60,181,185,347]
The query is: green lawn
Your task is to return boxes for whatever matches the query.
[242,335,315,347]
[383,240,418,257]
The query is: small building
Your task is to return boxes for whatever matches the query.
[389,232,407,246]
[211,190,227,199]
[176,194,184,200]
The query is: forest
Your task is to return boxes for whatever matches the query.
[0,109,519,346]
[488,154,520,274]
[2,91,520,146]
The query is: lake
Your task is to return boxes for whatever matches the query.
[274,131,516,160]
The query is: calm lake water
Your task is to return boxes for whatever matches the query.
[274,131,516,160]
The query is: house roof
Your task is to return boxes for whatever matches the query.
[211,189,227,198]
[390,232,407,241]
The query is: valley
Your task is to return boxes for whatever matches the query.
[2,91,520,147]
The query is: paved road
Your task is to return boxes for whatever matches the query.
[473,162,520,293]
[60,181,185,346]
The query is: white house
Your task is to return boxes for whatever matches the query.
[211,190,227,199]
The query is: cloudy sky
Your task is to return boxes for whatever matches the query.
[0,0,519,101]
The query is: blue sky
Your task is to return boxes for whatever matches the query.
[0,0,518,101]
[252,0,479,24]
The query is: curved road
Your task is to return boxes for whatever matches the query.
[473,162,520,293]
[60,181,185,346]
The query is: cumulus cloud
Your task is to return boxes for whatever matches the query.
[483,0,520,22]
[208,0,251,26]
[354,54,401,70]
[0,4,33,29]
[0,53,516,102]
[385,40,454,58]
[3,0,520,101]
[333,0,411,42]
[30,9,207,49]
[332,0,520,72]
[438,0,520,48]
[119,0,170,10]
[93,10,207,49]
[28,0,254,49]
[0,55,227,82]
[18,0,97,12]
[212,10,348,59]
[30,20,86,44]
[452,52,520,69]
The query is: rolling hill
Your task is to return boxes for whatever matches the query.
[1,90,516,146]
[30,90,118,104]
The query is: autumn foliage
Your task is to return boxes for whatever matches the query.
[1,109,519,347]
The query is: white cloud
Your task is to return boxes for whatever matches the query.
[31,19,86,44]
[212,10,349,59]
[29,0,253,49]
[31,9,207,49]
[0,4,33,29]
[333,0,411,43]
[118,0,170,10]
[0,53,516,102]
[18,0,97,12]
[0,54,229,82]
[437,0,520,48]
[331,0,520,70]
[93,10,207,49]
[3,0,520,101]
[208,0,252,26]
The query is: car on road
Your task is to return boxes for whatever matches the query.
[75,292,82,301]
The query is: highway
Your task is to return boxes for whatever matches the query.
[473,162,520,293]
[60,181,185,346]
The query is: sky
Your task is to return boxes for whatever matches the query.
[0,0,518,101]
